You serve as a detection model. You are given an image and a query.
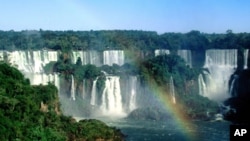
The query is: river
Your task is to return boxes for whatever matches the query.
[110,119,230,141]
[76,117,231,141]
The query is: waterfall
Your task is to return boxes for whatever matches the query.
[101,76,125,116]
[204,49,237,67]
[170,76,176,104]
[42,50,58,64]
[129,76,137,111]
[70,75,76,101]
[103,50,124,66]
[82,79,86,99]
[32,51,43,73]
[90,78,98,105]
[2,50,59,86]
[72,50,101,66]
[203,49,237,101]
[244,49,249,69]
[72,51,84,65]
[198,74,207,96]
[43,73,52,85]
[54,73,60,93]
[101,83,108,113]
[9,50,58,73]
[154,49,170,56]
[0,51,4,61]
[89,51,102,66]
[8,51,35,73]
[177,50,192,67]
[25,72,56,86]
[229,75,238,97]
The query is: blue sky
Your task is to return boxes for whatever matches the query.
[0,0,250,33]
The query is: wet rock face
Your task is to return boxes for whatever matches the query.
[237,70,250,98]
[224,69,250,124]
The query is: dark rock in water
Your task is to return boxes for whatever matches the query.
[127,107,172,121]
[223,69,250,125]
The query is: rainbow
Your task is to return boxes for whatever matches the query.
[133,53,199,140]
[147,77,198,141]
[61,1,199,139]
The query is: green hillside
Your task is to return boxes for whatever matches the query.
[0,62,124,141]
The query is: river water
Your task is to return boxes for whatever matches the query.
[96,118,230,141]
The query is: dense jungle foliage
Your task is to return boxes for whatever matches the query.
[0,30,250,51]
[0,62,124,141]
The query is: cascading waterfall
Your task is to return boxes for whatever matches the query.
[244,49,249,68]
[0,50,60,91]
[3,50,59,85]
[154,49,170,56]
[42,74,54,85]
[72,50,101,66]
[54,73,60,92]
[3,49,246,118]
[32,51,43,73]
[101,76,125,116]
[154,49,192,67]
[0,51,4,61]
[198,74,207,96]
[82,80,86,99]
[73,50,125,66]
[9,50,58,73]
[72,51,84,65]
[177,50,192,67]
[24,73,55,87]
[71,75,76,101]
[8,51,35,73]
[103,50,124,66]
[129,76,137,111]
[203,49,237,101]
[169,76,176,104]
[42,50,58,64]
[229,75,238,97]
[29,73,57,85]
[101,83,108,112]
[89,51,101,66]
[90,78,98,105]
